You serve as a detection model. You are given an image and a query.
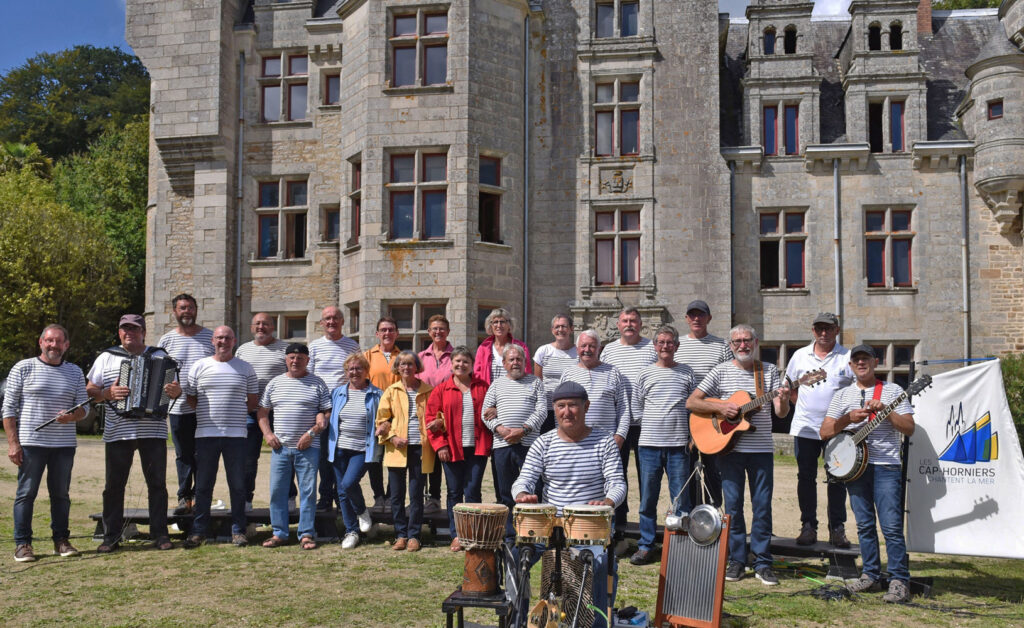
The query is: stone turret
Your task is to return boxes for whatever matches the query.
[959,28,1024,235]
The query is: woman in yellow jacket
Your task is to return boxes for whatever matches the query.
[375,350,435,552]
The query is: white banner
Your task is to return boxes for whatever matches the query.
[906,359,1024,559]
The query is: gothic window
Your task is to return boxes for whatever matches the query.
[764,27,776,55]
[868,23,882,51]
[783,26,797,54]
[889,22,903,51]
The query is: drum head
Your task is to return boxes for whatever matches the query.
[563,504,612,515]
[457,502,508,515]
[514,503,557,515]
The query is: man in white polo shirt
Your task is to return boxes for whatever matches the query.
[785,312,854,548]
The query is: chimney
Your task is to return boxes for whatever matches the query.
[918,0,932,35]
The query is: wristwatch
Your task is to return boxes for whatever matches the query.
[307,429,318,438]
[521,425,532,436]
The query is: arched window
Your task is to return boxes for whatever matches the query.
[784,26,797,54]
[868,23,881,51]
[890,22,903,51]
[764,27,776,55]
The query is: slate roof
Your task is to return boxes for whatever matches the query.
[720,12,1006,145]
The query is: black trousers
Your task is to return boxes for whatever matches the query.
[102,438,168,544]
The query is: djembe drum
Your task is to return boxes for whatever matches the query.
[562,504,613,547]
[452,503,508,596]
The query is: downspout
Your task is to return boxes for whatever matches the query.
[234,52,246,329]
[833,158,842,323]
[729,160,736,321]
[959,154,970,360]
[522,15,530,341]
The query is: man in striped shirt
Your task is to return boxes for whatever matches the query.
[87,314,182,553]
[629,325,696,565]
[598,307,655,553]
[482,344,547,541]
[687,324,790,586]
[235,312,288,511]
[512,381,626,628]
[183,326,259,548]
[4,324,88,562]
[158,293,214,515]
[308,306,360,511]
[674,300,731,508]
[258,343,331,549]
[820,345,915,604]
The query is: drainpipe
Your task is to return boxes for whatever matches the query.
[522,16,530,342]
[959,154,970,360]
[833,158,842,323]
[235,52,246,329]
[729,160,736,321]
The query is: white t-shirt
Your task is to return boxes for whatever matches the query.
[786,343,855,440]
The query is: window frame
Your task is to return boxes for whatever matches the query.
[594,206,642,286]
[758,208,807,289]
[385,149,449,241]
[478,155,503,244]
[254,176,310,260]
[594,0,640,39]
[593,78,642,158]
[864,206,915,289]
[763,105,778,156]
[863,342,916,388]
[324,73,341,106]
[387,302,448,352]
[389,9,450,88]
[988,99,1004,120]
[259,51,309,122]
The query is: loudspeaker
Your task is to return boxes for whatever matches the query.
[654,513,731,628]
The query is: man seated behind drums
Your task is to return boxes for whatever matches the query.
[511,381,626,628]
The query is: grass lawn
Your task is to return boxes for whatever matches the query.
[0,438,1021,627]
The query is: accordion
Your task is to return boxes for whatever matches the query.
[110,350,179,419]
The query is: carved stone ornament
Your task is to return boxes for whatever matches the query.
[599,169,634,194]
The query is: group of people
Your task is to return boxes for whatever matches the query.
[4,295,915,604]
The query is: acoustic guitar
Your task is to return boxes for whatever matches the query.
[690,368,827,455]
[823,374,931,483]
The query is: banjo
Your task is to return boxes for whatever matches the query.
[823,374,931,483]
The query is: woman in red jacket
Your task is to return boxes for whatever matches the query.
[473,308,532,384]
[425,346,493,551]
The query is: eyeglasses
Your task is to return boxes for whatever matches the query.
[731,338,755,346]
[654,340,678,347]
[491,320,509,326]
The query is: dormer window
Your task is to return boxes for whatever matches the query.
[764,28,776,55]
[868,23,882,51]
[889,23,903,51]
[783,26,797,54]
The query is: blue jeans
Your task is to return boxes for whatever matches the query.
[847,464,909,582]
[269,446,318,540]
[14,446,75,545]
[719,451,774,569]
[517,543,616,628]
[332,448,368,535]
[794,436,847,528]
[492,444,531,542]
[169,412,197,500]
[441,454,488,537]
[193,437,247,537]
[388,445,425,540]
[638,446,691,552]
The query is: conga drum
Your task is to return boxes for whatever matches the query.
[562,504,613,547]
[453,503,508,596]
[512,503,557,545]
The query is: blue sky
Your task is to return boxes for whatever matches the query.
[0,1,854,76]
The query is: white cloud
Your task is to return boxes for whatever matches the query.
[812,0,852,16]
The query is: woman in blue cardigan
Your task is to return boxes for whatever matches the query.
[327,353,383,549]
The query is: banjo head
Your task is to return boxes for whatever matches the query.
[824,432,860,478]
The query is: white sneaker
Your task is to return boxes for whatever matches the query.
[357,509,373,533]
[288,497,297,511]
[245,501,253,513]
[341,532,361,549]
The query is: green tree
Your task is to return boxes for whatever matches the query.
[0,142,52,178]
[932,0,1002,9]
[0,45,149,161]
[1001,353,1024,445]
[0,170,129,373]
[53,118,148,312]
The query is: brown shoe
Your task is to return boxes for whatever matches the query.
[406,538,421,552]
[54,539,79,557]
[829,525,851,549]
[392,538,408,551]
[14,544,36,562]
[796,523,816,546]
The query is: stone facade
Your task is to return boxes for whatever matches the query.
[127,0,1024,371]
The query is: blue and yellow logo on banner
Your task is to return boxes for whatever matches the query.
[939,408,999,465]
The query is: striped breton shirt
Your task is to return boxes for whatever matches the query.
[696,360,781,454]
[599,338,656,425]
[235,339,288,396]
[308,335,361,390]
[559,363,630,440]
[533,343,579,409]
[461,390,475,448]
[336,387,369,451]
[825,381,914,466]
[158,327,214,416]
[634,363,695,448]
[259,372,331,449]
[674,334,732,385]
[406,390,421,446]
[87,348,170,442]
[511,429,627,513]
[185,356,258,438]
[482,374,546,449]
[3,357,87,448]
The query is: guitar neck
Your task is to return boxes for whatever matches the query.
[852,389,908,444]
